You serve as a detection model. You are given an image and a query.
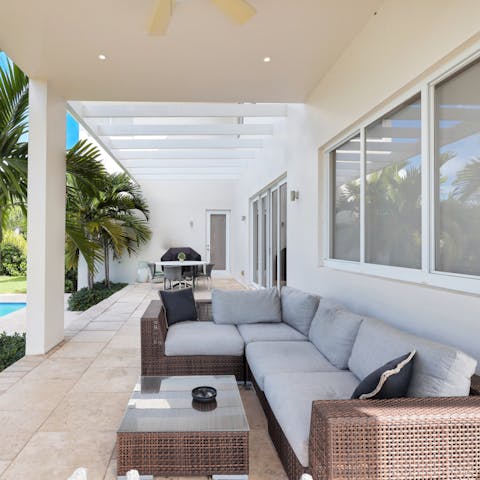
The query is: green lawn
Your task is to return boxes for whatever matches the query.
[0,275,27,294]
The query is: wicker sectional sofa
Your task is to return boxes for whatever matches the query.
[141,287,480,480]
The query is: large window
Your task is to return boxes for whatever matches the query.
[326,53,480,293]
[365,96,422,269]
[435,61,480,277]
[331,135,360,261]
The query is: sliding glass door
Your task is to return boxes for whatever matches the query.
[252,200,259,284]
[251,177,287,288]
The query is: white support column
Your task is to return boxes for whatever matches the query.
[26,80,66,354]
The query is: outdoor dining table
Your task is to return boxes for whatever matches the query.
[156,261,207,268]
[156,260,208,289]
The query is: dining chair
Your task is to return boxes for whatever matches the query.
[148,263,165,285]
[164,266,185,290]
[195,263,214,289]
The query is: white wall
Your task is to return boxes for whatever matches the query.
[106,179,238,284]
[233,0,480,367]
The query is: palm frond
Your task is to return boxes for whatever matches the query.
[453,159,480,201]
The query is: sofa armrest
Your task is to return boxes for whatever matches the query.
[141,300,167,374]
[309,396,480,480]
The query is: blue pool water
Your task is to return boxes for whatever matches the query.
[0,303,26,316]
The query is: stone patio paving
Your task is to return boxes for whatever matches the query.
[0,279,287,480]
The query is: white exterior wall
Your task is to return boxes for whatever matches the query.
[232,0,480,368]
[102,180,239,284]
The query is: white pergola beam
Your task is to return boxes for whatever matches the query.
[128,167,243,175]
[122,159,247,168]
[97,123,273,136]
[135,174,240,181]
[107,138,263,149]
[115,149,255,160]
[78,102,286,118]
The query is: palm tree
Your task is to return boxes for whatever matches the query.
[95,173,151,286]
[0,58,28,248]
[65,140,108,278]
[65,167,151,288]
[453,158,480,201]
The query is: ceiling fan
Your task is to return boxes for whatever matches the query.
[149,0,257,35]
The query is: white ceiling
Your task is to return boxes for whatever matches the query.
[0,0,382,102]
[69,101,286,180]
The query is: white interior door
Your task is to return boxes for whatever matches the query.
[206,210,231,273]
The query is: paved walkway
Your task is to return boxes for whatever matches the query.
[0,280,286,480]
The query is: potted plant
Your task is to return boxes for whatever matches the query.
[177,251,186,262]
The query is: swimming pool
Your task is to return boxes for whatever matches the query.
[0,302,26,316]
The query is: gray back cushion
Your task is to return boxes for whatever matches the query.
[212,288,281,325]
[281,286,320,335]
[308,299,363,369]
[348,317,477,397]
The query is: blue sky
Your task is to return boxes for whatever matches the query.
[0,51,79,148]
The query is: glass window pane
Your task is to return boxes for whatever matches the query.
[365,96,422,268]
[271,190,278,287]
[331,135,360,261]
[261,196,268,287]
[279,183,287,286]
[435,61,480,276]
[252,200,258,283]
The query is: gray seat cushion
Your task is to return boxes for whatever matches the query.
[212,288,281,325]
[246,341,339,390]
[238,323,307,344]
[264,371,360,467]
[281,286,320,335]
[165,321,244,356]
[308,299,363,369]
[348,317,477,397]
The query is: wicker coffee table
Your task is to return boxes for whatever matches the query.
[117,375,249,478]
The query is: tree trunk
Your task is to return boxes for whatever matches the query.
[87,269,94,289]
[104,243,110,288]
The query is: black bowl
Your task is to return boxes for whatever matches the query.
[192,386,217,403]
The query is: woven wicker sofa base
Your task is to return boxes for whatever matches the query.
[117,431,248,477]
[250,373,309,480]
[141,354,245,380]
[249,371,480,480]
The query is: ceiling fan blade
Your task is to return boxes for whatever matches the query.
[149,0,174,35]
[210,0,256,25]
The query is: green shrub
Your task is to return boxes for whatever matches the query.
[68,282,127,311]
[65,268,78,293]
[2,230,27,254]
[0,244,27,276]
[0,332,25,371]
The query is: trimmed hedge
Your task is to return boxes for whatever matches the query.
[0,332,25,372]
[68,282,127,311]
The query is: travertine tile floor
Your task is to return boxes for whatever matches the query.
[0,279,287,480]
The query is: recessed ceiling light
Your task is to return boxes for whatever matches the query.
[263,57,271,63]
[98,54,107,61]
